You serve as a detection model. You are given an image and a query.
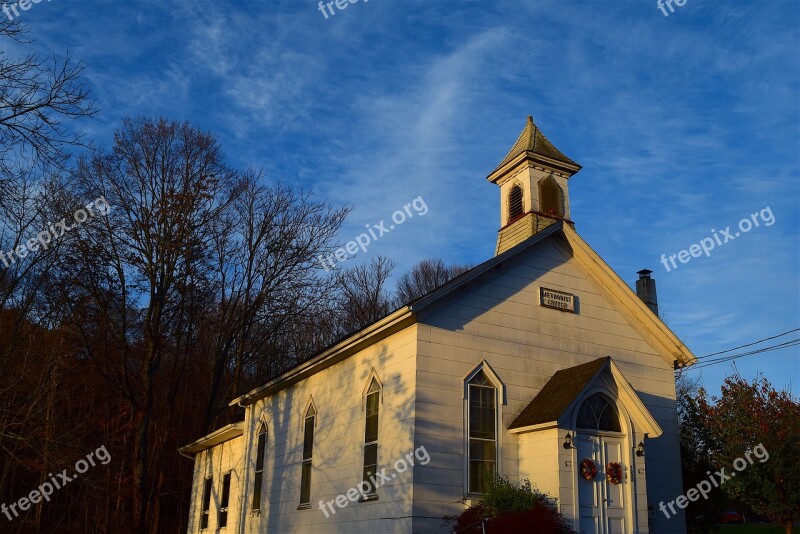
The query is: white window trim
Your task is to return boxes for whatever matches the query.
[299,399,316,508]
[251,417,268,513]
[361,375,382,500]
[361,368,384,411]
[463,360,505,497]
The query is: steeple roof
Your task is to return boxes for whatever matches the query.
[491,115,580,176]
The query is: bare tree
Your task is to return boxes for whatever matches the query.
[395,258,471,304]
[0,18,96,179]
[335,255,396,333]
[200,174,349,432]
[57,117,238,531]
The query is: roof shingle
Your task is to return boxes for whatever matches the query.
[508,356,609,430]
[492,115,580,174]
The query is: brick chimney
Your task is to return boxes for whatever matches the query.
[636,269,659,316]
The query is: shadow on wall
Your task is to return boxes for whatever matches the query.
[245,342,415,532]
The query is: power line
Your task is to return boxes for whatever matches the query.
[687,338,800,371]
[693,328,800,360]
[692,338,800,368]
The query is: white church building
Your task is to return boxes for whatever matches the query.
[179,116,695,534]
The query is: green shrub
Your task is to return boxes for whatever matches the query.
[445,475,575,534]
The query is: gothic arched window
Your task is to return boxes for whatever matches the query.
[467,370,498,493]
[576,394,621,432]
[362,378,381,497]
[299,403,316,506]
[538,176,563,218]
[252,422,267,511]
[508,185,524,222]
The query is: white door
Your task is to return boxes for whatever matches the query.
[577,434,629,534]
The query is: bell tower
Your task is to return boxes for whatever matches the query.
[487,116,582,256]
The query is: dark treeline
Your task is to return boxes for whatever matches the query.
[0,19,469,534]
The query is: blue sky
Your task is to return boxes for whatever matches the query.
[10,0,799,395]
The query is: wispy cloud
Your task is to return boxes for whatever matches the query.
[13,0,799,394]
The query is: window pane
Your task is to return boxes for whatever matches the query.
[252,472,262,510]
[365,413,379,444]
[469,460,496,494]
[300,461,312,504]
[303,416,315,460]
[362,443,378,495]
[587,394,605,415]
[469,385,496,439]
[576,402,597,429]
[362,464,377,495]
[220,473,231,508]
[366,391,379,417]
[598,403,621,432]
[367,379,380,394]
[255,430,266,470]
[365,391,379,443]
[202,477,212,510]
[219,510,228,528]
[363,442,378,466]
[469,370,489,386]
[201,477,212,529]
[469,439,496,461]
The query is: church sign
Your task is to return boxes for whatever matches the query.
[540,287,575,313]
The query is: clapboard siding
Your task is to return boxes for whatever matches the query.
[186,436,244,533]
[241,325,418,534]
[185,232,688,534]
[413,238,685,533]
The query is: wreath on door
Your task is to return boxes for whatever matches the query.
[606,462,623,485]
[580,458,597,481]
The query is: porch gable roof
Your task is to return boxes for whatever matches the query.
[509,357,608,430]
[508,357,663,438]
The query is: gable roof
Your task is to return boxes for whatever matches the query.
[411,222,696,368]
[559,223,696,369]
[508,356,663,437]
[230,221,695,407]
[509,357,609,430]
[488,116,581,180]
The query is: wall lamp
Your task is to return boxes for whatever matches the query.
[563,433,576,449]
[636,433,649,457]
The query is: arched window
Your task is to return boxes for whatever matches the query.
[467,370,497,493]
[252,423,267,511]
[576,394,621,432]
[362,378,381,497]
[300,403,316,506]
[538,176,563,217]
[508,185,524,222]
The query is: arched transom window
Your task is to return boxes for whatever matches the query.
[576,393,621,432]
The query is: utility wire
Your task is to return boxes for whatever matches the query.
[687,338,800,371]
[693,339,800,368]
[693,328,800,360]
